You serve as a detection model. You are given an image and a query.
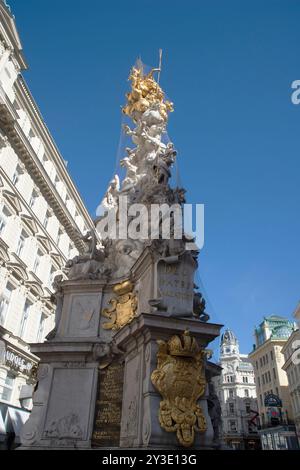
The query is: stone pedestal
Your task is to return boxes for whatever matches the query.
[20,342,99,449]
[114,313,222,449]
[20,280,107,450]
[20,255,222,450]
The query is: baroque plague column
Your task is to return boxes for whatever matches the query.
[20,63,222,450]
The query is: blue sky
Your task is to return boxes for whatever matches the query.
[9,0,300,355]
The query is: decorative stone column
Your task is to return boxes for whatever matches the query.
[20,280,107,449]
[114,313,222,449]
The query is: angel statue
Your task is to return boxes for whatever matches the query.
[120,157,138,191]
[96,175,120,217]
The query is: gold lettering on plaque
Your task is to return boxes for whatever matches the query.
[102,281,138,331]
[151,330,207,448]
[92,362,124,448]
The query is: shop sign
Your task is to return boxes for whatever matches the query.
[264,393,282,407]
[0,340,34,375]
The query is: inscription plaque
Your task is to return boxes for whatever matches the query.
[92,361,124,447]
[157,255,196,315]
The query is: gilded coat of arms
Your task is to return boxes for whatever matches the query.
[102,281,138,330]
[151,330,207,448]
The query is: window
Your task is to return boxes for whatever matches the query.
[19,300,32,339]
[48,265,56,289]
[33,249,43,275]
[273,368,276,381]
[12,164,23,185]
[268,371,271,383]
[43,210,51,229]
[37,313,47,342]
[0,206,11,235]
[260,358,263,367]
[0,283,13,326]
[270,350,274,361]
[57,228,63,246]
[243,376,248,383]
[246,403,251,414]
[68,242,73,259]
[245,389,249,398]
[21,398,32,410]
[0,372,15,402]
[260,394,263,406]
[29,189,39,208]
[229,420,237,432]
[226,375,234,383]
[229,389,234,398]
[16,230,28,257]
[229,402,235,414]
[258,376,261,387]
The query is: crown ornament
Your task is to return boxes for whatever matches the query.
[167,330,200,358]
[151,329,207,447]
[112,280,133,296]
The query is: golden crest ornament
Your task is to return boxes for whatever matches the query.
[102,281,138,331]
[151,330,207,448]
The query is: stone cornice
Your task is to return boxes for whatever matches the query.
[15,77,96,233]
[0,2,27,70]
[0,166,68,260]
[114,313,223,350]
[0,99,87,253]
[249,337,287,358]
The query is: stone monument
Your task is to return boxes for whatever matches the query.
[20,61,222,450]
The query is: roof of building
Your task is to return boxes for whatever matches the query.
[0,0,27,69]
[221,329,238,345]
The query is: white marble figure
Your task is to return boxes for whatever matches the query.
[95,96,178,280]
[100,175,120,212]
[140,102,165,127]
[120,157,138,191]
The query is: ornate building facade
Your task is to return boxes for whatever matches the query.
[249,315,299,450]
[282,328,300,446]
[0,1,95,447]
[213,329,260,450]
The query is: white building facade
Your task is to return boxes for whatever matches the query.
[0,1,95,447]
[282,327,300,446]
[249,315,299,450]
[213,329,260,450]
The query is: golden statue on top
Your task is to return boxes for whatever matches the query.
[122,65,174,122]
